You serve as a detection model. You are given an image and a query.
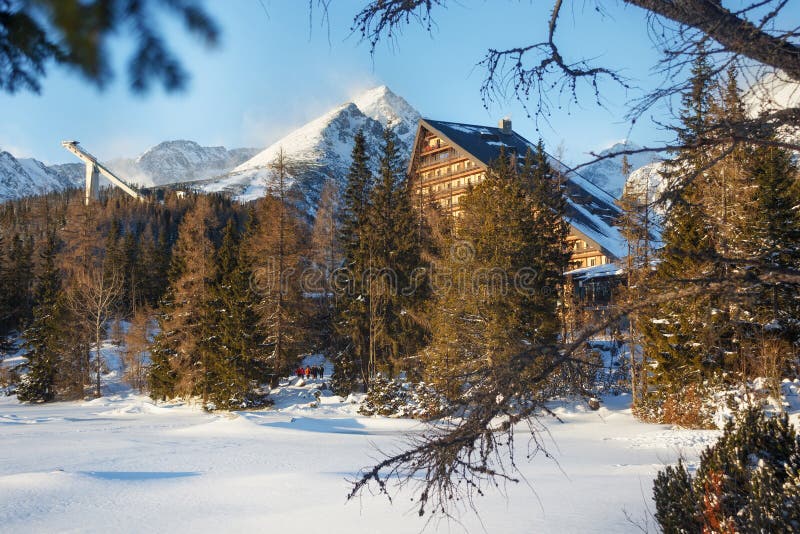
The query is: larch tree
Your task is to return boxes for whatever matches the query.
[122,306,154,392]
[68,267,123,398]
[310,178,343,353]
[246,150,309,387]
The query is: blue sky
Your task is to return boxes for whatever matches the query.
[0,1,675,165]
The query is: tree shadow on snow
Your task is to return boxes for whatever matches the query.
[80,471,201,481]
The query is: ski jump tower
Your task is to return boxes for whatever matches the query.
[61,141,145,205]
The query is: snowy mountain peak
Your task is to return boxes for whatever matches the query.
[199,87,421,213]
[351,85,419,129]
[230,102,371,175]
[597,140,637,157]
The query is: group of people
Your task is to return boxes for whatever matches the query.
[295,365,324,380]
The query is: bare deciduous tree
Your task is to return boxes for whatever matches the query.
[122,307,155,392]
[69,268,123,398]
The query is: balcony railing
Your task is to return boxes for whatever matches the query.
[421,142,445,153]
[419,163,481,184]
[417,149,460,168]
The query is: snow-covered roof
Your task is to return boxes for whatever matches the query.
[565,262,624,280]
[419,119,628,259]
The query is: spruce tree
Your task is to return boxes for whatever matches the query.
[524,141,570,343]
[0,232,8,333]
[366,127,429,379]
[5,234,35,329]
[204,218,268,408]
[17,232,64,403]
[424,148,566,403]
[640,46,727,423]
[149,196,219,402]
[334,130,374,393]
[744,139,800,336]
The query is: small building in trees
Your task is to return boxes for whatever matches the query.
[408,118,627,279]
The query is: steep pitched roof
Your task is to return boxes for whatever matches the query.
[417,118,628,260]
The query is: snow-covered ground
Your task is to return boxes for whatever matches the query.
[0,354,731,533]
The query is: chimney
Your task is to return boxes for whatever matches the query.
[499,117,512,135]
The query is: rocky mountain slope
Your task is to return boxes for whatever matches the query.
[127,141,260,186]
[0,151,83,201]
[198,85,421,215]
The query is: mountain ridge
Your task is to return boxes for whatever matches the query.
[197,85,422,215]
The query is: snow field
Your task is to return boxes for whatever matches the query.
[0,382,726,533]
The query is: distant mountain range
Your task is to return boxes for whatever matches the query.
[107,141,262,187]
[0,151,84,201]
[0,142,261,203]
[0,86,419,208]
[3,75,797,210]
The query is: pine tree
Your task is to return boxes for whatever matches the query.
[17,232,64,403]
[653,408,800,532]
